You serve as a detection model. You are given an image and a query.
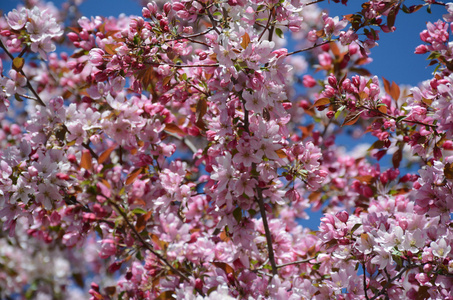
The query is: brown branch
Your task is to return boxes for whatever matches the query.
[306,0,325,6]
[164,28,214,45]
[276,258,315,268]
[0,40,46,107]
[106,197,206,297]
[286,40,332,57]
[258,8,274,41]
[369,264,420,300]
[360,105,438,130]
[147,62,219,68]
[256,187,278,276]
[363,262,370,300]
[202,2,221,35]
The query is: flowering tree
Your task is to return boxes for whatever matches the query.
[1,0,453,298]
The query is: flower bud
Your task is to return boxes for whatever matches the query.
[336,211,349,223]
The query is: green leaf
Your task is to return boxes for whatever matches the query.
[275,28,284,39]
[131,208,147,215]
[13,57,25,71]
[233,207,242,223]
[335,105,346,119]
[396,116,407,123]
[350,223,361,234]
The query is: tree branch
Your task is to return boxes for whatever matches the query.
[106,197,206,296]
[256,186,278,276]
[370,264,420,300]
[276,258,315,268]
[286,40,332,57]
[0,40,46,107]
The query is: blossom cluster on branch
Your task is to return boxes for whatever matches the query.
[1,0,453,299]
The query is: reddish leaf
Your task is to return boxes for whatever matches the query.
[212,262,234,275]
[355,175,374,184]
[316,29,325,38]
[392,148,402,169]
[350,67,371,76]
[422,97,433,106]
[164,123,185,136]
[162,75,172,86]
[307,245,317,257]
[68,26,81,33]
[308,191,321,203]
[98,146,116,164]
[387,6,398,28]
[136,214,147,233]
[104,44,118,55]
[409,4,424,13]
[136,67,157,90]
[444,163,453,180]
[330,42,340,57]
[156,291,175,300]
[275,149,287,158]
[378,105,388,114]
[342,111,362,126]
[312,98,330,107]
[196,98,208,131]
[358,91,368,100]
[382,77,391,96]
[125,168,143,185]
[104,286,116,296]
[220,229,230,242]
[80,149,92,170]
[354,57,369,65]
[390,81,400,100]
[241,32,251,49]
[344,14,355,22]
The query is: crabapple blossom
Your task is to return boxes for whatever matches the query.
[1,0,453,299]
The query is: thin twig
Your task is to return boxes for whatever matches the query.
[363,262,370,300]
[147,62,219,68]
[163,28,215,43]
[258,8,274,41]
[286,40,332,57]
[360,105,438,129]
[276,258,315,268]
[203,3,221,35]
[305,0,325,6]
[106,197,206,297]
[370,264,420,300]
[0,40,46,106]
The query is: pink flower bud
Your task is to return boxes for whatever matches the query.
[415,45,428,54]
[326,111,335,119]
[163,3,172,14]
[142,7,151,18]
[302,75,316,88]
[147,2,157,15]
[195,278,203,290]
[336,211,349,223]
[415,273,430,285]
[443,140,453,150]
[173,2,185,11]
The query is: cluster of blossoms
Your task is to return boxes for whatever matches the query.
[1,0,453,299]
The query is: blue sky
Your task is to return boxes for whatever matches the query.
[318,1,446,86]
